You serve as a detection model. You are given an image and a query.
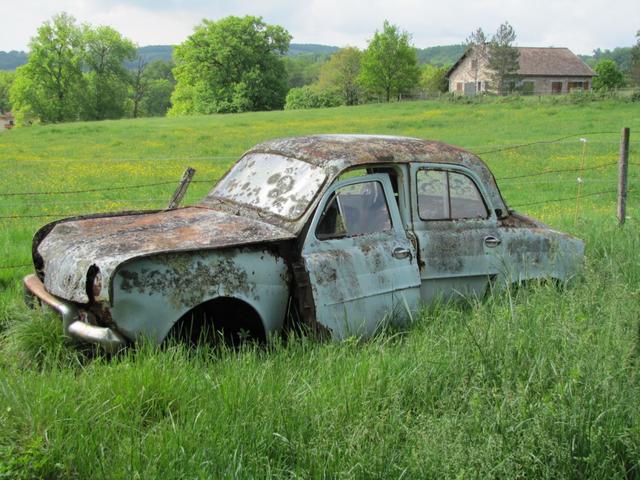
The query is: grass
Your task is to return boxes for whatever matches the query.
[0,96,639,478]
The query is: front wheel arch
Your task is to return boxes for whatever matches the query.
[167,296,267,346]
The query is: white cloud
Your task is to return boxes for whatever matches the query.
[0,0,638,53]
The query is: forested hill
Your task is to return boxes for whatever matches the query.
[1,43,632,71]
[416,44,466,65]
[1,43,465,70]
[0,44,341,70]
[0,51,28,70]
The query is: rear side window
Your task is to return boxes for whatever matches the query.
[417,169,488,220]
[316,181,392,239]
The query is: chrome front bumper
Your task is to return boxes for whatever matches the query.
[23,274,127,353]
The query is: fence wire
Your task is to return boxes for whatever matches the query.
[474,131,620,155]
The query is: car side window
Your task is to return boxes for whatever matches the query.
[417,169,488,220]
[316,181,392,240]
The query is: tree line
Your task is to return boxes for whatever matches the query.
[2,13,640,123]
[4,13,175,123]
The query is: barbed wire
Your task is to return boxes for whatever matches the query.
[510,189,619,208]
[0,181,181,197]
[0,179,218,197]
[0,197,173,208]
[0,154,240,164]
[0,263,31,270]
[0,214,79,220]
[496,161,619,180]
[474,131,620,155]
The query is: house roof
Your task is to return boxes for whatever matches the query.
[516,48,595,76]
[447,47,596,78]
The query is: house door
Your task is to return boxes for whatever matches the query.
[301,174,421,339]
[551,81,563,94]
[464,82,477,96]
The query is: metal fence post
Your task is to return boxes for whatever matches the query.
[168,167,196,209]
[617,128,630,226]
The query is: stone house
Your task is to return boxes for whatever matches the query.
[447,47,596,95]
[0,112,14,131]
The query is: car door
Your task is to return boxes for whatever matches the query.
[301,173,421,339]
[410,164,505,302]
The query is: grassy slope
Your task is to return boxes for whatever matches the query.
[0,98,639,478]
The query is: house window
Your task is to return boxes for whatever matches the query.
[551,82,563,94]
[521,81,534,95]
[456,82,463,92]
[417,170,488,221]
[568,81,584,92]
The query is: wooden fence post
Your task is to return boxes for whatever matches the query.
[617,128,630,226]
[168,167,196,209]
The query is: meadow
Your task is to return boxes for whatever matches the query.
[0,96,639,478]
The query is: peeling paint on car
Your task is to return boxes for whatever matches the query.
[24,135,584,349]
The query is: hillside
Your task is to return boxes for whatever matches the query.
[416,44,466,65]
[3,42,636,71]
[0,50,27,70]
[0,43,342,70]
[0,43,472,70]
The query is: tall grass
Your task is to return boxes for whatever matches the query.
[0,219,638,478]
[0,98,639,478]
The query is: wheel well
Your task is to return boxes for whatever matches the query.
[168,297,266,346]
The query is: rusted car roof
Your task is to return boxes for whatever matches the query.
[246,135,508,216]
[249,135,467,167]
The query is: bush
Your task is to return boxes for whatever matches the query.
[284,86,343,110]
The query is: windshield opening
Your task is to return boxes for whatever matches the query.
[203,153,327,221]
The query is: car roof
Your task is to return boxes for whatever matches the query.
[247,135,509,216]
[249,135,469,168]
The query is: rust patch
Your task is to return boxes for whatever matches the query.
[119,252,253,310]
[37,207,294,304]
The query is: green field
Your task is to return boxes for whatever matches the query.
[0,98,639,478]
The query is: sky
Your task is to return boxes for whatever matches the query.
[0,0,638,55]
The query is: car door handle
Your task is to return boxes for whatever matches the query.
[484,235,502,248]
[392,247,412,260]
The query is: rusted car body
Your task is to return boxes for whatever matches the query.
[24,135,584,351]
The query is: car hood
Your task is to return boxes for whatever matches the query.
[35,206,295,304]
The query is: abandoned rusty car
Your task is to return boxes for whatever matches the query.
[24,135,584,351]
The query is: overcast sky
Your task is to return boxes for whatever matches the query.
[1,0,638,54]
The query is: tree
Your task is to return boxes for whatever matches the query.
[9,13,137,123]
[284,85,342,110]
[631,31,640,86]
[82,25,136,120]
[420,64,449,95]
[487,22,520,95]
[129,57,148,118]
[593,59,626,90]
[359,21,420,102]
[170,16,291,115]
[284,56,323,89]
[130,59,175,117]
[0,71,15,113]
[465,28,489,89]
[317,47,362,105]
[10,13,85,123]
[142,78,174,116]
